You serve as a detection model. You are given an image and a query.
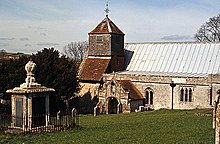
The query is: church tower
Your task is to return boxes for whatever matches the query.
[88,6,125,72]
[79,5,125,82]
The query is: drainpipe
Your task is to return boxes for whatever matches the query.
[170,81,176,110]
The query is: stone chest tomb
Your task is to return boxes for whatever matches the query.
[6,60,55,131]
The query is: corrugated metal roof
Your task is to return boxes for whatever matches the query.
[122,42,220,77]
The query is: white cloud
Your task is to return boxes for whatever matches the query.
[20,37,29,41]
[113,2,217,42]
[25,44,32,47]
[161,35,193,41]
[1,0,220,53]
[199,0,220,7]
[0,38,15,40]
[37,42,59,46]
[0,42,9,47]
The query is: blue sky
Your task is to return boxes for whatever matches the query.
[0,0,220,54]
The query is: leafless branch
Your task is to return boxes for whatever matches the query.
[194,14,220,42]
[63,41,88,61]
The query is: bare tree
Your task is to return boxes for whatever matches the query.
[195,14,220,42]
[63,41,88,61]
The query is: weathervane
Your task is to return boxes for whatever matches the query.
[105,2,110,17]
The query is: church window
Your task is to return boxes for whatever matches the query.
[150,91,153,104]
[145,88,153,105]
[180,88,184,101]
[189,88,192,102]
[145,91,149,104]
[185,88,188,102]
[180,87,193,102]
[97,35,103,44]
[111,82,116,95]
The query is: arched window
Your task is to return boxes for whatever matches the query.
[150,91,153,104]
[145,88,153,105]
[180,88,184,101]
[180,87,193,102]
[189,88,192,102]
[185,88,188,102]
[145,91,149,104]
[111,82,116,94]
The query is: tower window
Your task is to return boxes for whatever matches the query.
[116,58,119,65]
[116,36,120,44]
[97,35,103,44]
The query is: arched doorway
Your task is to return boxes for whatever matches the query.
[108,97,118,114]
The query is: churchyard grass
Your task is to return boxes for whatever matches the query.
[0,109,214,144]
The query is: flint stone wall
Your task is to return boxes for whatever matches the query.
[103,73,220,109]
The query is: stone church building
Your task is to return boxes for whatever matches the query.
[78,13,220,114]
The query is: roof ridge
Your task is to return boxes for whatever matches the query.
[125,41,220,44]
[89,16,124,35]
[106,17,112,32]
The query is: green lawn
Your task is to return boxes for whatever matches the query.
[0,109,214,144]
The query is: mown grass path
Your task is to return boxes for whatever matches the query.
[0,109,214,144]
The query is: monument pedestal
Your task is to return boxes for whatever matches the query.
[6,60,55,131]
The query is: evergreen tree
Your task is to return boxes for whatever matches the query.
[0,48,79,111]
[0,56,28,99]
[32,48,79,111]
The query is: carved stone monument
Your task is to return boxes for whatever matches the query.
[6,60,55,131]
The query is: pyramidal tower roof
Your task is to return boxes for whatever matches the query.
[89,16,124,35]
[89,3,124,35]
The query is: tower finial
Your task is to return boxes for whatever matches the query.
[104,2,110,17]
